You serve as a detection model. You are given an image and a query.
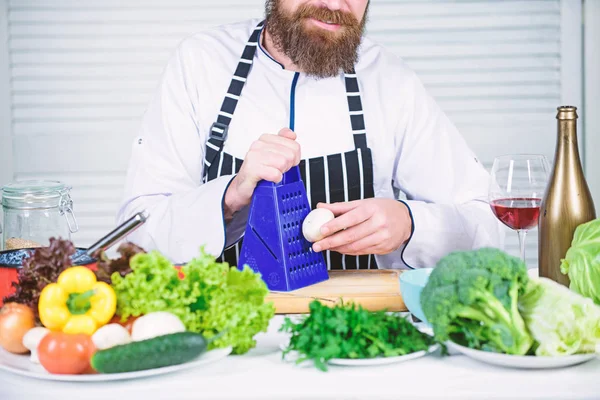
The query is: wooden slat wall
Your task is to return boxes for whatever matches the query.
[3,0,574,267]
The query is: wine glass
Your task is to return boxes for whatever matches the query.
[489,154,550,263]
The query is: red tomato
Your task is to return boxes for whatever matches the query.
[38,332,96,375]
[83,262,98,271]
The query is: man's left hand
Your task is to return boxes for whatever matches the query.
[312,198,412,256]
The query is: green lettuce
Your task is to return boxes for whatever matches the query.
[111,249,275,355]
[560,218,600,305]
[518,276,600,356]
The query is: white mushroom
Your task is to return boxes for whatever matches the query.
[91,324,132,350]
[302,208,335,243]
[131,312,186,341]
[22,327,49,364]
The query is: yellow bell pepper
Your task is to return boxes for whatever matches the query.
[38,266,117,335]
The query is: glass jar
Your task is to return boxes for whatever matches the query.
[1,180,79,250]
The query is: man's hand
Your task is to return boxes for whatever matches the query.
[224,128,300,219]
[312,199,412,255]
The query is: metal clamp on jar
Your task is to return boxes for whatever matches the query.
[0,180,79,250]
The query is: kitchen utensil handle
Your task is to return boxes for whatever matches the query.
[85,211,148,257]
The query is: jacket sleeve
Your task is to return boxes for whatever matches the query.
[116,39,247,264]
[377,68,505,270]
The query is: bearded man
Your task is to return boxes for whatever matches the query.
[118,0,504,271]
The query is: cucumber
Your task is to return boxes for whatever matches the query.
[91,331,208,374]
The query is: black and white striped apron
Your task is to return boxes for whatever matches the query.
[203,21,378,270]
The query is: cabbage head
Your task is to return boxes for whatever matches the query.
[518,277,600,356]
[560,218,600,305]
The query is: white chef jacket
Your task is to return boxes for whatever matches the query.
[117,18,505,268]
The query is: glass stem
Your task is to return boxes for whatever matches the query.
[517,229,527,263]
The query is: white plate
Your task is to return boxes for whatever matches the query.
[0,346,232,382]
[446,341,596,369]
[280,343,440,367]
[328,344,440,366]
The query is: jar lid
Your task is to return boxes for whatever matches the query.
[1,180,72,207]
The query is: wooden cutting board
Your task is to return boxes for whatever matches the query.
[265,270,407,314]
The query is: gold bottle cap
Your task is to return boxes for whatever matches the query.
[557,105,578,120]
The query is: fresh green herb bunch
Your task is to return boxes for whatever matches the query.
[280,300,434,371]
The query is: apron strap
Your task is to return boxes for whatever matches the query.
[204,21,370,180]
[343,70,368,150]
[203,21,264,181]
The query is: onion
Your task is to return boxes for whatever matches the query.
[0,303,36,354]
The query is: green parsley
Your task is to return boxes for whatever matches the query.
[280,301,435,371]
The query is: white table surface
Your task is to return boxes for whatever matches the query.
[0,315,598,400]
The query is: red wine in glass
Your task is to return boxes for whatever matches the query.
[490,198,542,230]
[489,154,549,263]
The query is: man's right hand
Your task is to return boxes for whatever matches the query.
[223,128,301,219]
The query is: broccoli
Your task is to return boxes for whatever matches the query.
[420,248,533,355]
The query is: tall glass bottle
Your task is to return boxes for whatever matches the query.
[539,106,596,286]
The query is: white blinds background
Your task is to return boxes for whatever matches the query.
[4,0,576,267]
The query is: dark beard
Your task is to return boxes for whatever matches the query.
[264,0,368,78]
